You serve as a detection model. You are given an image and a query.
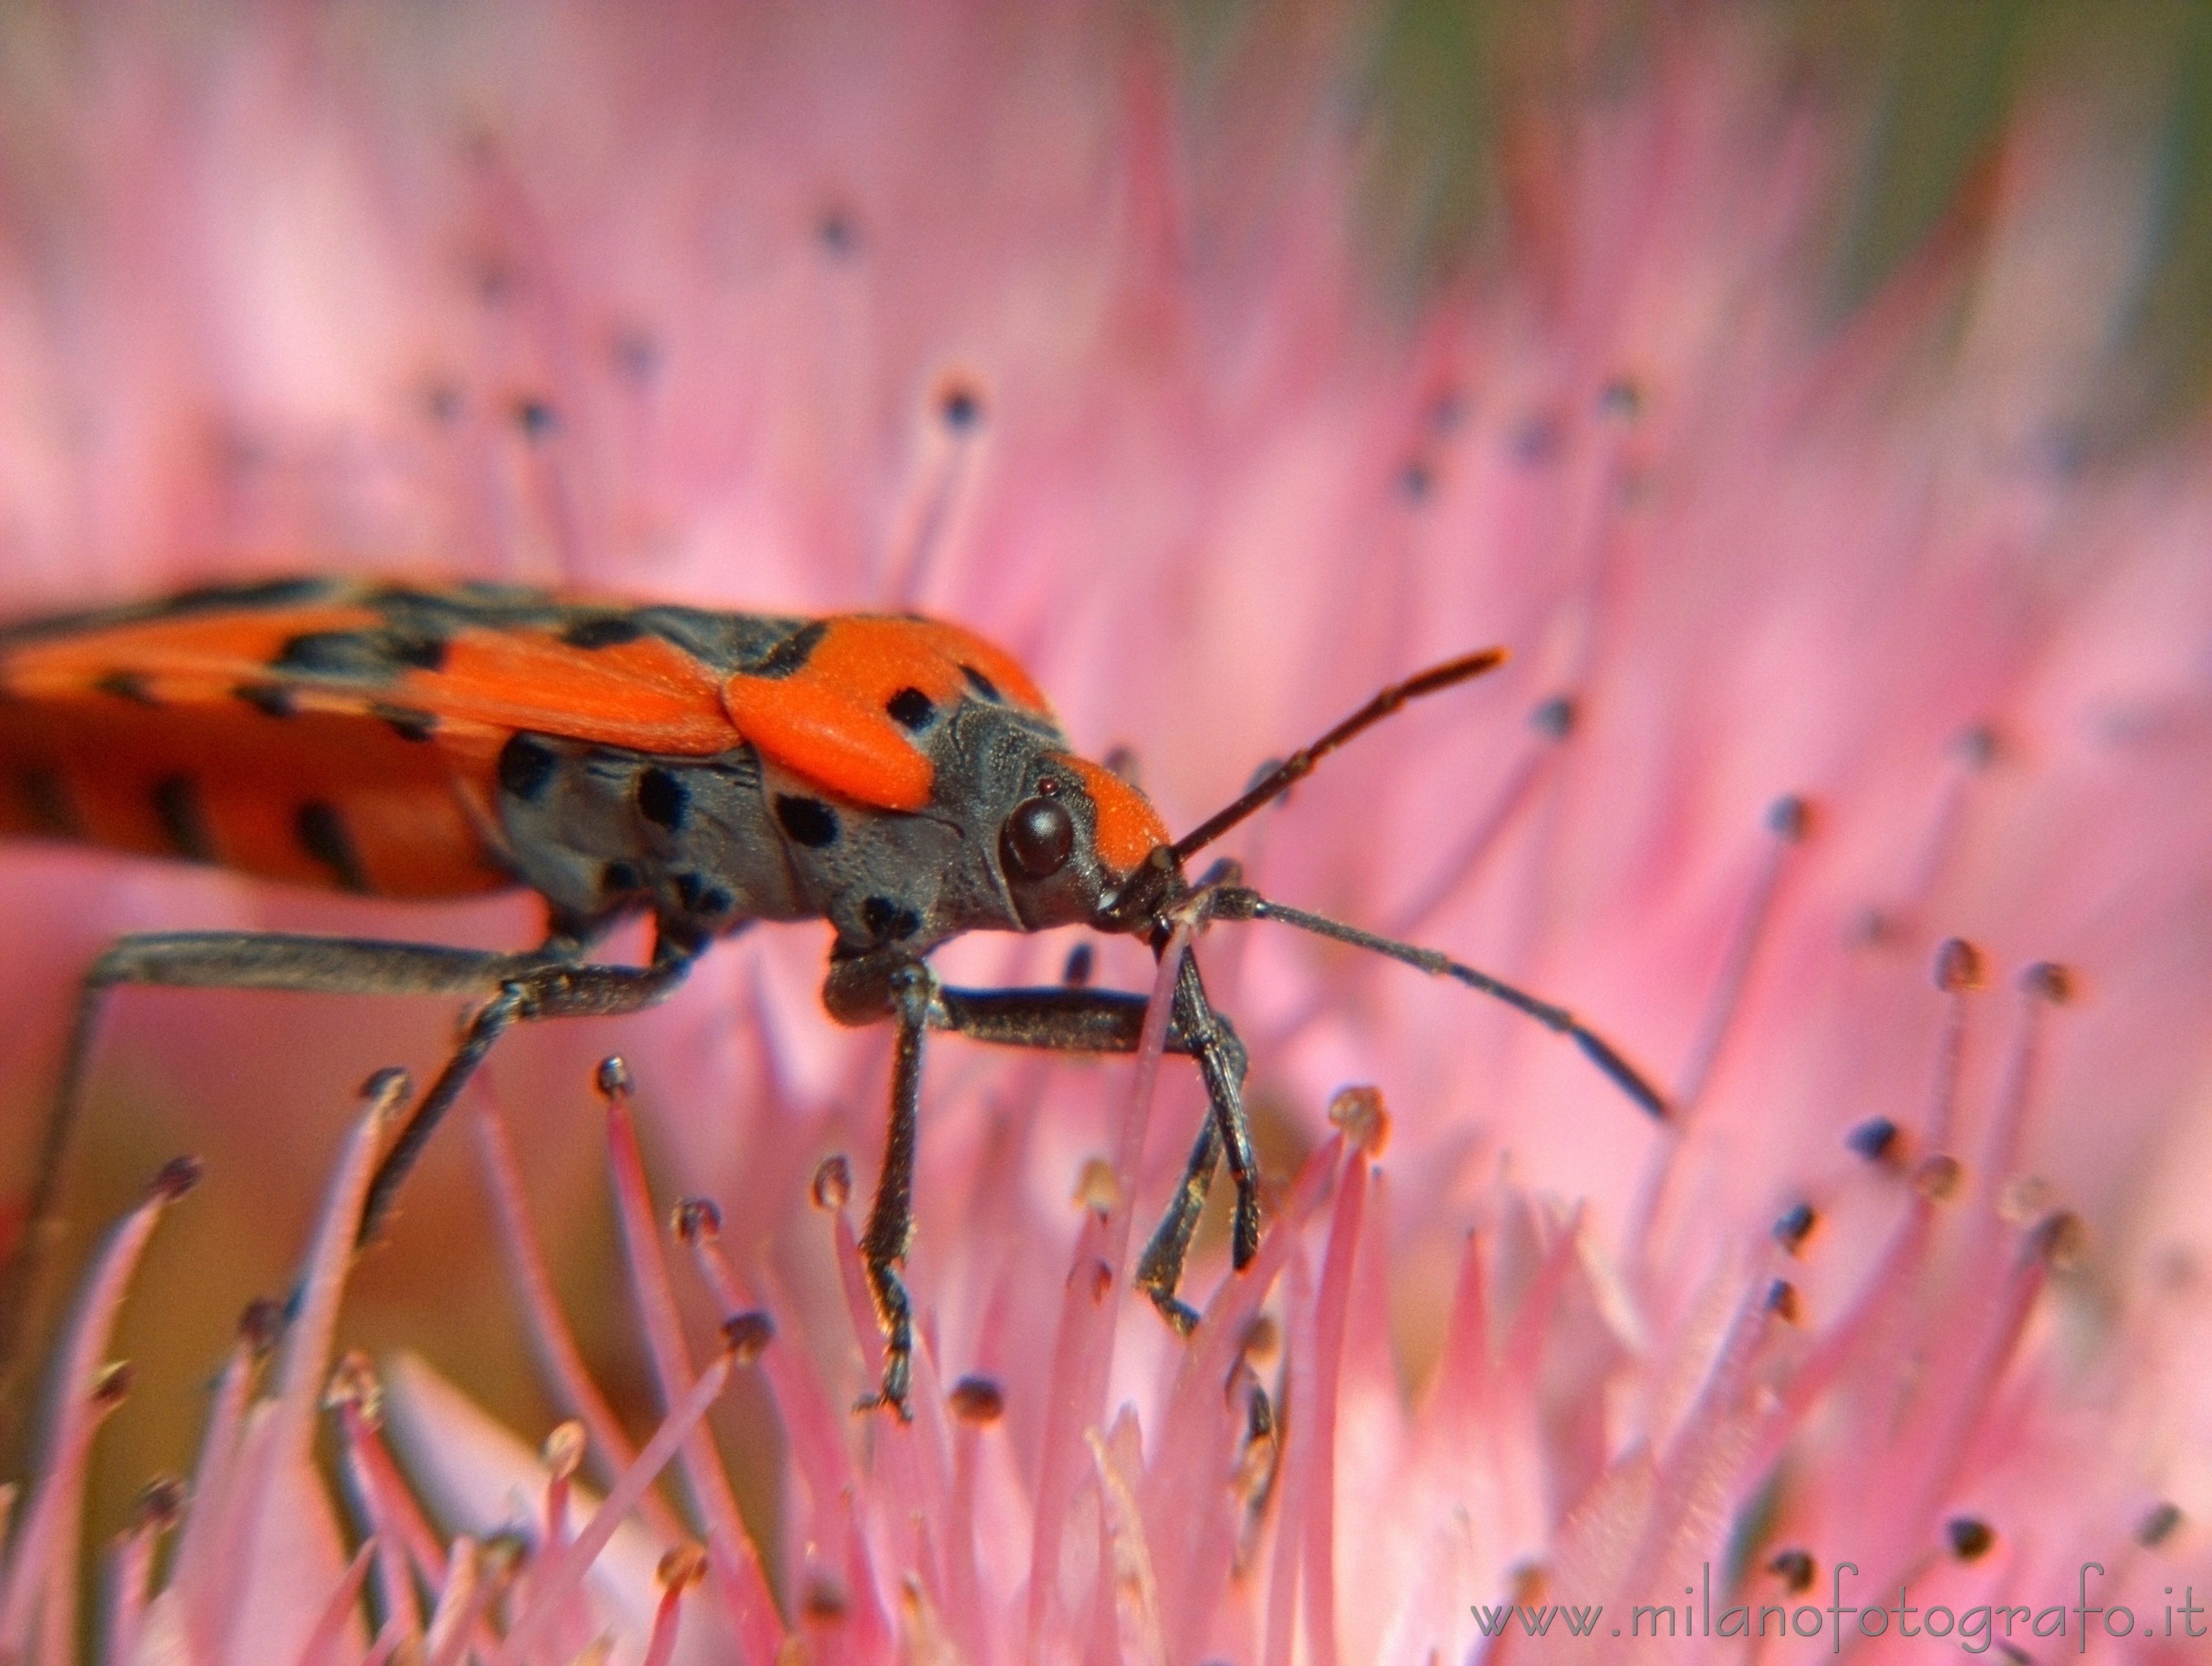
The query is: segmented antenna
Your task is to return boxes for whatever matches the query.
[1210,886,1668,1119]
[1169,647,1507,863]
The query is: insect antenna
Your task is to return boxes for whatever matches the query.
[1168,647,1508,865]
[1207,883,1670,1119]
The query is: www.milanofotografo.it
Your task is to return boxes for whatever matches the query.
[1472,1564,2204,1652]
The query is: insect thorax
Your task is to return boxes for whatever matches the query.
[494,698,1073,954]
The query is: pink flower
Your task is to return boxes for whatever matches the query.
[1,2,2209,1661]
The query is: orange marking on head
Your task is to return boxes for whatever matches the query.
[722,616,1052,811]
[1063,756,1169,875]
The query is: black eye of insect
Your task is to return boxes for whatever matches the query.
[1002,796,1074,880]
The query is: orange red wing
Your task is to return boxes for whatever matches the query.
[0,580,1065,899]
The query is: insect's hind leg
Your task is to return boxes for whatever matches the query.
[0,928,692,1448]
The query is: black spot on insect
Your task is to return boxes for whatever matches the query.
[150,775,216,863]
[885,687,935,731]
[961,664,1001,703]
[775,794,839,848]
[497,734,559,803]
[16,766,79,837]
[272,632,373,676]
[514,397,557,439]
[861,896,921,942]
[635,766,689,831]
[370,703,437,742]
[385,631,448,671]
[749,620,829,680]
[232,683,298,719]
[562,615,644,649]
[673,872,733,916]
[274,628,445,678]
[95,670,159,705]
[160,576,334,615]
[295,801,370,894]
[600,860,642,895]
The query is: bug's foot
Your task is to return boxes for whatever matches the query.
[856,1354,914,1421]
[1144,1287,1203,1337]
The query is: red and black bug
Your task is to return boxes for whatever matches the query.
[0,576,1663,1417]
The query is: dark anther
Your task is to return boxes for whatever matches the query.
[1945,1518,1995,1560]
[947,1376,1006,1423]
[594,1056,633,1099]
[2136,1501,2183,1547]
[722,1310,774,1363]
[1002,798,1074,880]
[1767,1549,1815,1592]
[1530,695,1576,739]
[1772,1202,1817,1255]
[673,1197,722,1243]
[939,383,983,431]
[1933,938,1985,993]
[1767,795,1812,842]
[1955,724,2000,769]
[147,1156,203,1203]
[1844,1117,1899,1162]
[137,1475,188,1529]
[238,1298,285,1355]
[514,397,557,438]
[812,1156,852,1211]
[91,1362,134,1407]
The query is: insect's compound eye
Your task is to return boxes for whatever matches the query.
[1002,797,1075,880]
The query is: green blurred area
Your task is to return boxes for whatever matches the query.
[1191,0,2212,436]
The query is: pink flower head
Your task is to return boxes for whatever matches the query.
[0,3,2209,1661]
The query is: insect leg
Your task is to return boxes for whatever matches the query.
[1135,949,1258,1333]
[856,960,933,1420]
[0,932,551,1447]
[360,940,701,1248]
[0,931,689,1427]
[929,952,1258,1336]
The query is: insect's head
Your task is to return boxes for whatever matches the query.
[993,749,1174,935]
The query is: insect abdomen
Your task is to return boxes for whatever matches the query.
[0,694,515,898]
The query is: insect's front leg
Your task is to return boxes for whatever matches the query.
[1132,949,1255,1333]
[911,952,1257,1337]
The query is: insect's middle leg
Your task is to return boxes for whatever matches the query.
[856,961,933,1420]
